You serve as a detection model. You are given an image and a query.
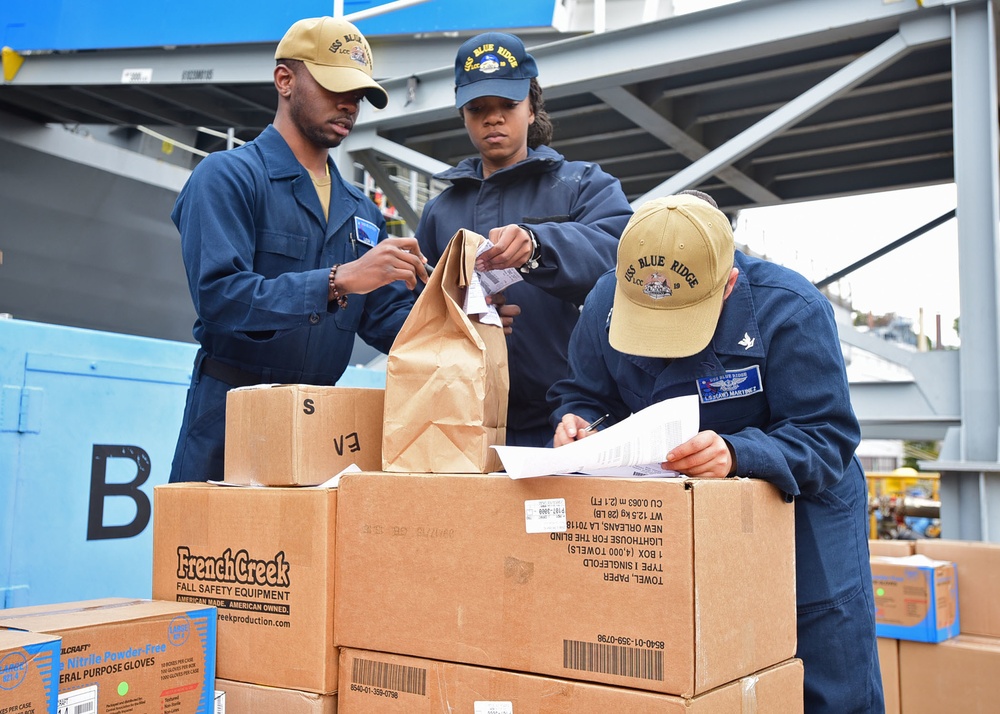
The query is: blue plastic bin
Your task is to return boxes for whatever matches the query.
[0,318,385,608]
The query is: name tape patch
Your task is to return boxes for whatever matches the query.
[696,365,763,403]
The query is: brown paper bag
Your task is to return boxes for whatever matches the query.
[382,229,509,473]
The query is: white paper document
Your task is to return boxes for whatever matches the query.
[463,238,524,327]
[492,394,701,479]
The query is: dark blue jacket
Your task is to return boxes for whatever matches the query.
[417,146,632,442]
[173,125,413,383]
[549,251,883,713]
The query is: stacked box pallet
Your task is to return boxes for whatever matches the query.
[153,385,804,712]
[151,385,383,712]
[334,471,803,711]
[871,538,1000,712]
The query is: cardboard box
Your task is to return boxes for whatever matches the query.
[152,483,338,693]
[0,629,60,714]
[335,473,797,697]
[869,539,916,557]
[224,384,384,485]
[339,648,803,713]
[915,539,1000,637]
[216,678,337,713]
[877,638,900,714]
[0,598,216,714]
[871,554,959,642]
[899,635,1000,713]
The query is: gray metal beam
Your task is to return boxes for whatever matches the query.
[927,0,1000,542]
[341,130,451,229]
[593,85,780,203]
[0,111,189,191]
[633,13,952,205]
[344,129,451,178]
[364,0,962,131]
[353,150,421,234]
[951,0,1000,464]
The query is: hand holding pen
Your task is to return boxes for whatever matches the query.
[552,412,610,447]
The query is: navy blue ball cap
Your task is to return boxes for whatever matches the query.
[454,32,539,109]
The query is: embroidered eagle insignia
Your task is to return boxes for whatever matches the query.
[708,373,749,391]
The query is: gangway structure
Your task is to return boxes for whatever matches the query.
[0,0,998,539]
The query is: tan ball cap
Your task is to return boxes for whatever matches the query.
[609,194,735,358]
[275,16,388,109]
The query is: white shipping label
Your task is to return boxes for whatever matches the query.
[121,67,153,83]
[475,702,514,714]
[524,498,567,533]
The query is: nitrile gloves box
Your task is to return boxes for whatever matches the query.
[872,554,959,642]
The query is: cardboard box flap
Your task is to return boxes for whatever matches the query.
[0,598,203,631]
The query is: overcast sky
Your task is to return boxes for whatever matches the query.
[672,0,961,346]
[737,180,960,347]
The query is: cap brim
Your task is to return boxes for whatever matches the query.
[608,281,725,358]
[456,77,530,108]
[304,62,389,109]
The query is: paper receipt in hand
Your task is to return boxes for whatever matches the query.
[463,238,523,327]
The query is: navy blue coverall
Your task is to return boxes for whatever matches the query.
[549,250,884,713]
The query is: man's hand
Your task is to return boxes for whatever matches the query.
[553,413,598,447]
[477,224,533,272]
[661,430,734,478]
[486,291,520,335]
[335,237,429,294]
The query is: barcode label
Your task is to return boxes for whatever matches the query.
[563,639,664,681]
[58,683,98,714]
[352,658,427,695]
[524,498,566,533]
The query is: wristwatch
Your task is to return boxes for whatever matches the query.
[519,226,541,274]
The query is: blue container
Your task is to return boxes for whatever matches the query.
[0,318,384,608]
[0,319,197,608]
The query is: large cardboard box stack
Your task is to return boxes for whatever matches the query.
[224,384,384,485]
[338,648,803,713]
[0,629,60,714]
[152,384,386,704]
[870,554,959,642]
[152,483,338,693]
[899,634,1000,713]
[915,539,1000,637]
[0,598,216,714]
[335,472,797,698]
[216,677,338,713]
[884,539,1000,712]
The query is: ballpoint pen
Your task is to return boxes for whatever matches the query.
[583,413,610,433]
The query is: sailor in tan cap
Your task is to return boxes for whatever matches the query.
[168,17,430,484]
[547,192,883,713]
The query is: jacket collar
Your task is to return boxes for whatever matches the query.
[434,145,564,182]
[255,125,360,234]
